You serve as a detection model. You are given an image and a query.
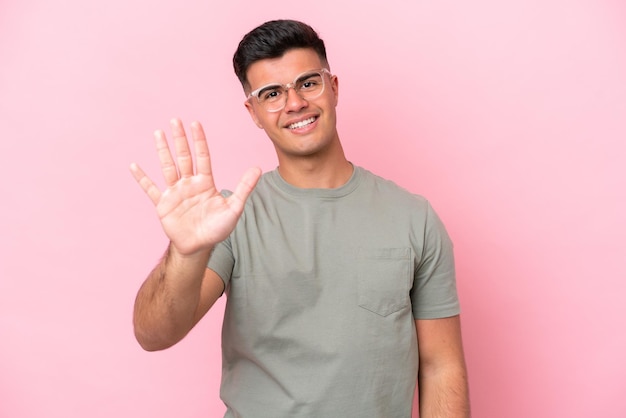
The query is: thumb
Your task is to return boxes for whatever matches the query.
[228,167,262,210]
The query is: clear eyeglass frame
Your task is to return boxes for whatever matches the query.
[246,68,332,113]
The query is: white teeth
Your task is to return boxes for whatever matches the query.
[288,117,315,130]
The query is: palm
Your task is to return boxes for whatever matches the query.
[156,173,241,254]
[131,119,261,255]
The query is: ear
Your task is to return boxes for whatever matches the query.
[330,74,339,106]
[244,100,264,129]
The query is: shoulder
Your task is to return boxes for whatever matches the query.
[357,166,429,208]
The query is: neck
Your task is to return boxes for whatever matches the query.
[276,147,353,189]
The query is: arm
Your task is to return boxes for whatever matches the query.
[416,315,471,418]
[130,119,261,351]
[132,247,224,351]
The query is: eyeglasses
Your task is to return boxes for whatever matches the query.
[247,68,332,113]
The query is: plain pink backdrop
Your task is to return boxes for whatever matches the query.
[1,0,625,417]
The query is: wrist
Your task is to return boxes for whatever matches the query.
[166,242,213,265]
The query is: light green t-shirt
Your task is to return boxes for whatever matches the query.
[208,165,460,418]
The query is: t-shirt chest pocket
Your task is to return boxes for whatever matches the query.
[356,247,413,317]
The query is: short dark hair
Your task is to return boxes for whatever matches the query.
[233,19,328,90]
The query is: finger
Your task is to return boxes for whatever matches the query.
[190,121,213,177]
[155,129,178,187]
[129,163,162,205]
[228,167,262,212]
[170,118,194,178]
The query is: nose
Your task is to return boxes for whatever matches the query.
[283,87,308,112]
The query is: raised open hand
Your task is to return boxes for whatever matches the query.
[130,119,261,255]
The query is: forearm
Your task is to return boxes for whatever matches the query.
[133,243,212,351]
[418,363,470,418]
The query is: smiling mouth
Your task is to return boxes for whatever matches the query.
[287,117,316,130]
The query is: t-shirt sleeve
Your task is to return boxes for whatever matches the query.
[207,235,234,288]
[411,201,460,319]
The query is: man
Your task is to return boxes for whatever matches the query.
[131,19,470,418]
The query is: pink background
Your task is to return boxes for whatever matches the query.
[1,0,625,417]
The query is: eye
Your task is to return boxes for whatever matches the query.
[258,87,282,102]
[264,90,279,100]
[297,74,322,91]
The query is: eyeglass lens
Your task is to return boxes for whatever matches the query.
[258,71,326,111]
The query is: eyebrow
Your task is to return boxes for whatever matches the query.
[255,83,283,96]
[295,71,321,82]
[251,70,323,95]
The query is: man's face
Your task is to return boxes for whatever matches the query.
[244,48,339,162]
